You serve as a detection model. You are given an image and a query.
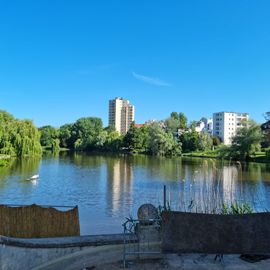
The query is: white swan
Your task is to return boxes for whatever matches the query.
[27,174,39,181]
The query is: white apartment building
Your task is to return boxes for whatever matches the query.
[108,97,135,135]
[195,118,213,134]
[213,112,249,145]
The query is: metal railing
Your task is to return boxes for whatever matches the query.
[122,218,161,268]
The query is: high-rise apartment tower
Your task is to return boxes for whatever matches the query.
[213,112,249,145]
[108,97,135,135]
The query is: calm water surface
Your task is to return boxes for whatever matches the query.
[1,153,270,234]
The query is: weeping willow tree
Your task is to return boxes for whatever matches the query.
[0,110,42,157]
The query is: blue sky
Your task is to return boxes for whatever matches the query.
[0,0,269,127]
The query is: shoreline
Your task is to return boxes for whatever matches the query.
[2,151,270,165]
[182,152,270,164]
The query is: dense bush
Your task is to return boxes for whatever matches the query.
[266,149,270,159]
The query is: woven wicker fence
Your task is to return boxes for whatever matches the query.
[0,204,80,238]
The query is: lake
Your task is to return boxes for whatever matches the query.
[0,153,270,235]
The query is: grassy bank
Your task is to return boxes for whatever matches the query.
[42,146,70,152]
[182,150,270,163]
[248,151,270,163]
[0,155,11,167]
[182,150,219,159]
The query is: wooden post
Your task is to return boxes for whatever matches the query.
[163,185,167,210]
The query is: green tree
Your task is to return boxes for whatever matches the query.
[71,117,103,150]
[263,131,270,148]
[165,112,178,133]
[261,112,270,148]
[200,117,208,125]
[59,124,73,148]
[51,138,60,152]
[123,123,141,151]
[105,128,122,151]
[229,121,263,160]
[189,120,198,130]
[94,130,109,149]
[39,125,60,151]
[165,117,180,133]
[164,112,188,134]
[180,129,200,152]
[179,112,188,129]
[0,111,42,157]
[212,136,221,146]
[264,112,270,121]
[123,123,148,153]
[14,120,43,156]
[198,131,213,151]
[104,125,117,133]
[146,123,181,156]
[170,112,179,120]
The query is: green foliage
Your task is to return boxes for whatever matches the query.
[158,202,171,214]
[147,123,181,156]
[219,121,263,160]
[165,117,180,133]
[157,203,171,224]
[105,130,123,151]
[39,125,60,152]
[58,117,104,151]
[212,136,221,146]
[182,149,219,158]
[57,116,183,157]
[217,144,231,159]
[58,117,123,152]
[165,112,188,133]
[0,111,42,157]
[200,117,207,124]
[0,158,9,167]
[59,124,73,148]
[198,131,213,151]
[221,202,253,214]
[180,129,200,152]
[170,112,178,120]
[123,123,148,153]
[262,129,270,148]
[189,120,198,130]
[264,112,270,121]
[72,117,103,150]
[266,149,270,159]
[2,108,269,161]
[179,112,188,129]
[51,138,60,152]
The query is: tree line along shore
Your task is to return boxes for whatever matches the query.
[0,110,270,165]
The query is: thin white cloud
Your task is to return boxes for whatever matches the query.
[132,71,171,87]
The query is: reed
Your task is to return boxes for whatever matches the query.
[163,159,263,214]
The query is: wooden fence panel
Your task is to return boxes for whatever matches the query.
[0,204,80,238]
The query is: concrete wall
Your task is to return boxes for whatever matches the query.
[0,234,135,270]
[0,244,89,270]
[162,211,270,254]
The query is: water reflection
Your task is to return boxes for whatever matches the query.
[106,156,133,215]
[165,159,270,213]
[0,157,41,186]
[0,153,270,234]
